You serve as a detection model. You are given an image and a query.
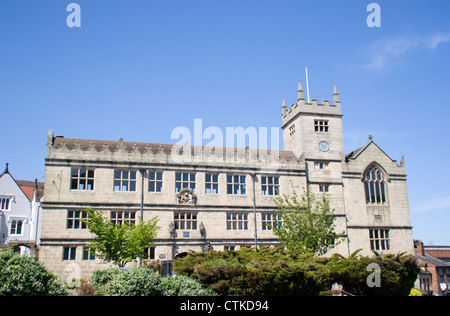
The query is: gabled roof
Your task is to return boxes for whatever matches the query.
[0,163,44,202]
[0,162,10,178]
[345,139,397,164]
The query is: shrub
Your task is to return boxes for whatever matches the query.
[0,249,67,296]
[175,247,330,296]
[89,267,217,296]
[326,251,420,296]
[90,268,122,294]
[159,275,218,296]
[409,288,426,296]
[76,278,96,296]
[91,268,162,296]
[174,247,420,296]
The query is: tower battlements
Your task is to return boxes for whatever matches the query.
[281,81,342,128]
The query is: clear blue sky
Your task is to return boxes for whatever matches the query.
[1,1,449,244]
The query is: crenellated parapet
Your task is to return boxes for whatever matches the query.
[281,81,342,128]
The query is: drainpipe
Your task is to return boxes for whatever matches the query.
[139,170,145,220]
[139,169,145,267]
[252,174,258,248]
[0,210,3,244]
[34,179,40,248]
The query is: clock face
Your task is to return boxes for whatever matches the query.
[319,141,329,152]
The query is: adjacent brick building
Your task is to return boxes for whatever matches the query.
[415,240,450,295]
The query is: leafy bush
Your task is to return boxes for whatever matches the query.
[174,247,420,296]
[76,278,96,296]
[175,247,329,296]
[91,268,161,296]
[159,275,218,296]
[90,268,122,295]
[409,288,427,296]
[326,251,420,296]
[89,267,217,296]
[0,249,67,296]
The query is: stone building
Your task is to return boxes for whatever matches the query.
[39,82,415,280]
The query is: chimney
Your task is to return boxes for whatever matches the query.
[415,240,425,256]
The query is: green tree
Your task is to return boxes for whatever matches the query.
[83,209,160,267]
[272,188,345,256]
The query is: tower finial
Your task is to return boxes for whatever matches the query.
[333,83,340,103]
[282,96,287,115]
[297,80,304,100]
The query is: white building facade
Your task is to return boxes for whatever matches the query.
[0,164,43,256]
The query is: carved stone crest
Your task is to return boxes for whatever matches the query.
[177,188,197,206]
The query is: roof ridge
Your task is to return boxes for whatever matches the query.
[56,137,295,153]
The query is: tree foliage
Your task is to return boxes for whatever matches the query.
[83,209,160,267]
[272,189,345,255]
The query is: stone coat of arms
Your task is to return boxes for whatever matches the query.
[177,188,197,206]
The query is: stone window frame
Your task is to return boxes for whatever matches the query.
[114,170,137,192]
[110,210,136,226]
[205,173,219,194]
[142,246,156,260]
[66,210,88,229]
[314,161,329,169]
[82,246,96,261]
[70,168,95,191]
[319,184,330,193]
[261,176,280,196]
[362,164,388,205]
[314,120,329,132]
[289,124,296,136]
[226,212,248,230]
[369,229,390,251]
[63,246,77,261]
[175,172,196,193]
[261,212,282,231]
[148,170,163,193]
[174,211,198,230]
[227,174,246,195]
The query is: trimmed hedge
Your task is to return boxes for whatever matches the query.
[174,247,420,296]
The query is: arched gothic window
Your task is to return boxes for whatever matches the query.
[363,166,387,204]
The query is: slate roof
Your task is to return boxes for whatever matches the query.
[416,253,450,268]
[52,136,302,162]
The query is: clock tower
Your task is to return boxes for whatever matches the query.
[281,81,345,191]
